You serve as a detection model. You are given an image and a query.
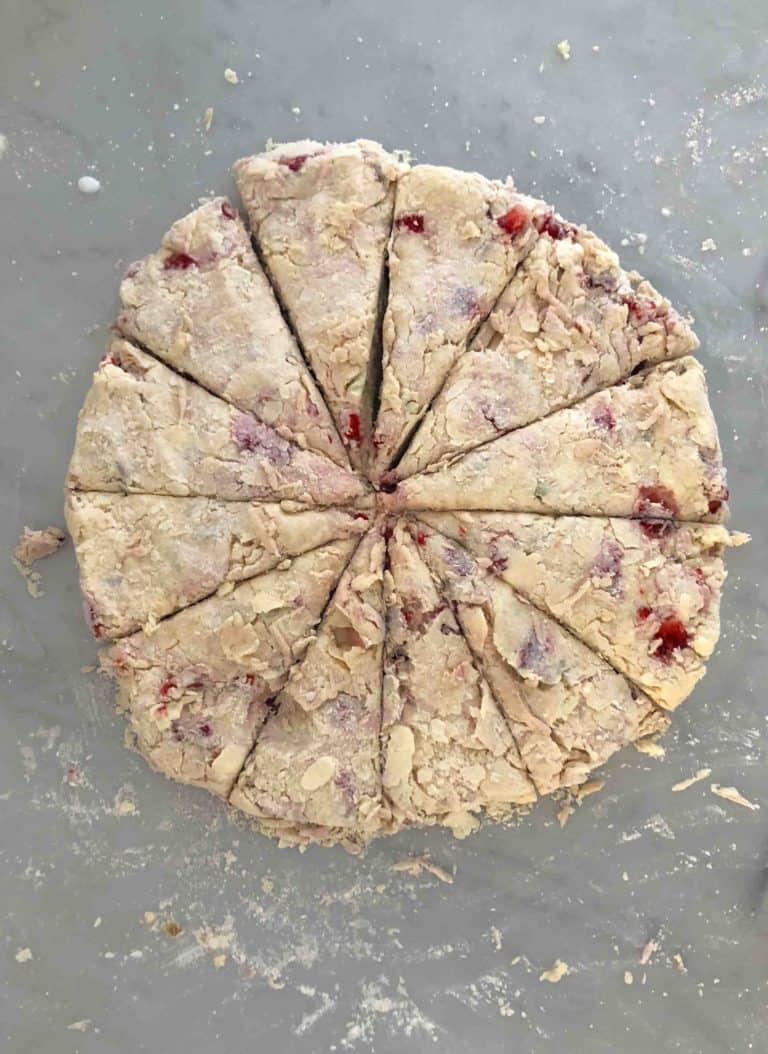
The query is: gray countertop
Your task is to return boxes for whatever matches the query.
[1,2,766,1051]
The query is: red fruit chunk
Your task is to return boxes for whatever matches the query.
[634,484,680,519]
[636,606,652,621]
[159,678,177,698]
[220,201,237,219]
[490,554,509,574]
[244,673,255,685]
[652,616,691,662]
[353,512,369,521]
[379,478,399,494]
[622,294,660,325]
[583,270,619,293]
[164,252,198,271]
[707,486,728,515]
[592,403,615,431]
[395,213,425,234]
[496,205,529,236]
[198,723,213,737]
[279,154,310,172]
[416,531,427,546]
[344,413,362,443]
[639,519,676,540]
[534,210,573,240]
[83,598,104,639]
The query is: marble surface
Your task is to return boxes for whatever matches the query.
[1,1,766,1051]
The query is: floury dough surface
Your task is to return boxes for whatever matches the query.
[385,357,728,521]
[399,226,700,476]
[230,530,386,850]
[65,492,370,638]
[118,198,347,467]
[417,512,747,710]
[415,526,668,796]
[234,140,406,470]
[63,140,741,850]
[66,338,367,506]
[382,521,536,837]
[103,540,356,798]
[371,166,549,475]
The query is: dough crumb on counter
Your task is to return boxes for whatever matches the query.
[710,783,759,811]
[540,959,569,983]
[672,767,711,791]
[14,525,65,565]
[391,855,454,884]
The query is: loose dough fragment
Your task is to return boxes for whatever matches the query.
[14,526,65,565]
[371,166,549,475]
[234,140,407,470]
[415,524,664,795]
[381,520,536,834]
[230,530,386,846]
[102,540,356,797]
[384,358,728,521]
[400,229,698,476]
[66,338,367,506]
[66,492,370,638]
[710,783,759,811]
[416,512,745,709]
[118,197,346,465]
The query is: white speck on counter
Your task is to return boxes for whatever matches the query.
[224,68,239,85]
[701,237,717,252]
[77,175,101,195]
[15,947,33,963]
[291,106,301,115]
[0,133,7,158]
[540,959,569,983]
[661,206,672,217]
[556,40,571,61]
[203,107,214,132]
[533,115,547,125]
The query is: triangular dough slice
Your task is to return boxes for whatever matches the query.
[415,524,667,796]
[66,491,371,638]
[400,227,699,475]
[418,512,748,710]
[381,521,536,836]
[102,539,356,798]
[118,198,346,466]
[230,530,386,849]
[383,357,728,521]
[369,168,550,476]
[66,338,367,506]
[234,140,406,470]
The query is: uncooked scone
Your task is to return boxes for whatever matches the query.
[64,139,741,850]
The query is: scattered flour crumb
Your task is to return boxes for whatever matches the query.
[540,959,569,983]
[203,107,214,131]
[672,768,711,791]
[660,206,673,217]
[673,952,687,974]
[115,798,136,816]
[77,176,101,195]
[701,237,717,253]
[15,947,33,963]
[224,68,239,85]
[13,558,44,598]
[261,876,275,895]
[533,115,547,125]
[0,133,7,158]
[213,954,227,969]
[624,970,634,985]
[67,1020,92,1033]
[93,917,102,928]
[634,736,665,759]
[639,939,659,966]
[391,855,454,884]
[556,40,571,61]
[490,926,503,951]
[710,783,759,811]
[575,778,604,801]
[291,106,301,115]
[592,44,600,53]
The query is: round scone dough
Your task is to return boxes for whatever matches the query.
[65,140,745,852]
